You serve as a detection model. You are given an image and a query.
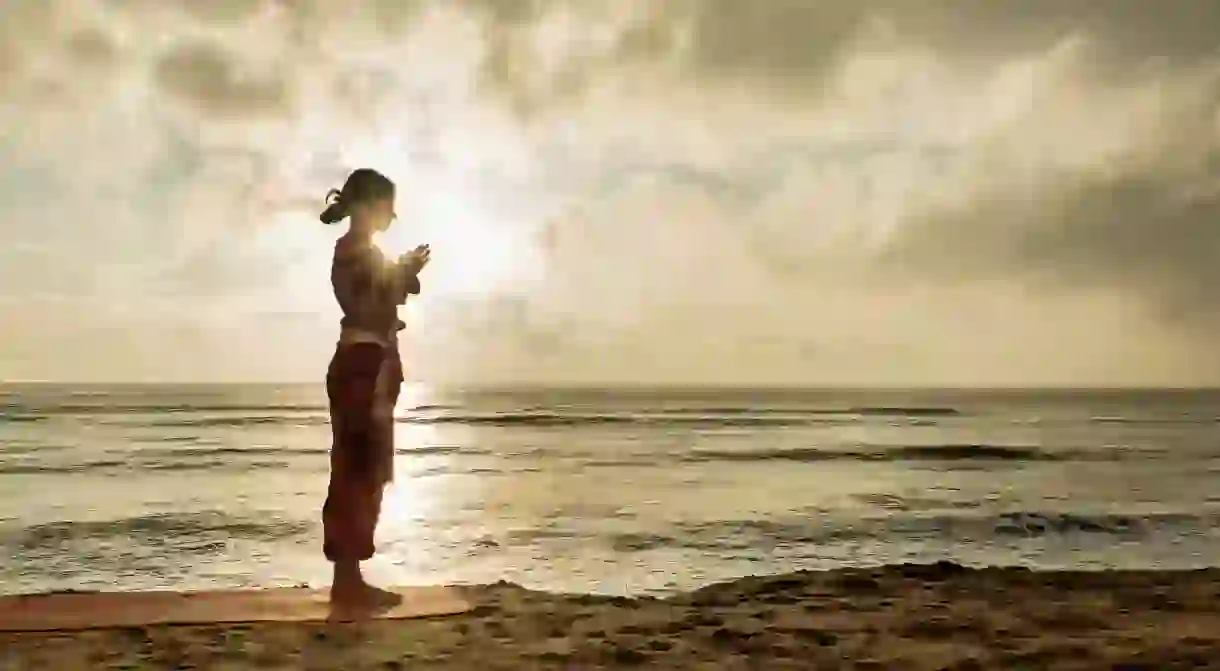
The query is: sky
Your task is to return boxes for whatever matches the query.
[2,0,1220,386]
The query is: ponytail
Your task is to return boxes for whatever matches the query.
[319,188,347,224]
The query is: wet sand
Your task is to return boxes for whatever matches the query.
[5,562,1220,669]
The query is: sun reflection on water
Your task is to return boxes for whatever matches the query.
[378,384,457,539]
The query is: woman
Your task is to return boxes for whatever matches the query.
[318,168,430,609]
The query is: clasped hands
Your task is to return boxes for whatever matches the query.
[399,244,431,275]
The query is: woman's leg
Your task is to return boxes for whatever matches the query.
[350,353,402,605]
[324,344,383,605]
[324,454,376,601]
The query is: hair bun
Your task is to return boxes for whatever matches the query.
[319,188,347,224]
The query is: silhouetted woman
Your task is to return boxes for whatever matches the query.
[319,168,429,610]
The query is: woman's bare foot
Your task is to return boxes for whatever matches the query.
[329,583,402,618]
[329,561,402,614]
[330,561,376,609]
[361,584,403,608]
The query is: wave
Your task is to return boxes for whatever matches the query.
[37,407,1220,429]
[1,443,72,455]
[402,413,822,428]
[598,510,1210,554]
[132,445,326,458]
[848,406,961,417]
[396,444,472,456]
[585,405,955,417]
[141,460,293,472]
[83,415,327,428]
[650,406,827,415]
[0,458,298,476]
[141,416,329,428]
[1090,415,1218,425]
[3,511,312,552]
[133,443,471,458]
[6,403,327,415]
[988,511,1166,536]
[407,405,962,425]
[9,508,1207,557]
[0,442,478,475]
[399,409,948,428]
[0,414,46,424]
[89,409,1220,432]
[0,460,127,475]
[0,442,1147,477]
[405,404,462,412]
[682,444,1139,464]
[27,403,967,429]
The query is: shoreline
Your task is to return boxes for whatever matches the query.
[5,561,1220,669]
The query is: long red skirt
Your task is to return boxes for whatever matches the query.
[322,342,403,563]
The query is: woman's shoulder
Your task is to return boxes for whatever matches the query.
[333,235,378,262]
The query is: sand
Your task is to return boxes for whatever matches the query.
[0,585,471,631]
[4,562,1220,669]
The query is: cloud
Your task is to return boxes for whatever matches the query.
[168,0,269,25]
[867,54,1220,324]
[3,0,1220,383]
[668,1,1220,83]
[153,41,291,118]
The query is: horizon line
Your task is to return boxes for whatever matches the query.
[6,380,1220,392]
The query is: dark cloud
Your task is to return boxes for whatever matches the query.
[124,0,1220,330]
[152,42,291,118]
[884,171,1220,324]
[464,0,579,119]
[140,2,428,121]
[7,0,1220,384]
[668,0,1220,86]
[364,0,427,37]
[879,92,1220,325]
[461,0,1220,110]
[679,0,870,86]
[64,29,119,69]
[0,0,61,44]
[474,0,1220,330]
[897,1,1220,66]
[612,7,679,63]
[0,43,20,86]
[276,0,425,44]
[461,1,677,120]
[171,0,268,24]
[0,3,117,104]
[466,0,553,27]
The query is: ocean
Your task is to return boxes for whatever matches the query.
[3,384,1220,597]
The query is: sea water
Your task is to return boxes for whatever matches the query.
[4,384,1220,596]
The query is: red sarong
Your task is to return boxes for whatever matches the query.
[322,342,403,562]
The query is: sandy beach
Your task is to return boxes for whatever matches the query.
[4,562,1220,669]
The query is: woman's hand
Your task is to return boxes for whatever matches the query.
[400,244,431,275]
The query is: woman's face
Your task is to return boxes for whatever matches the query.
[359,196,397,232]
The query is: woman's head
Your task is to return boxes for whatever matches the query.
[319,168,396,232]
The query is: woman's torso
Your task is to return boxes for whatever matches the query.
[330,234,409,346]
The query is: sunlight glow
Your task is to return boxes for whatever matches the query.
[378,457,439,535]
[377,385,454,536]
[271,118,538,321]
[395,382,433,412]
[374,172,533,302]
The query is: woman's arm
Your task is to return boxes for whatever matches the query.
[388,265,420,306]
[332,238,378,315]
[390,245,429,305]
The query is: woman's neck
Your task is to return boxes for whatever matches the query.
[346,219,375,240]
